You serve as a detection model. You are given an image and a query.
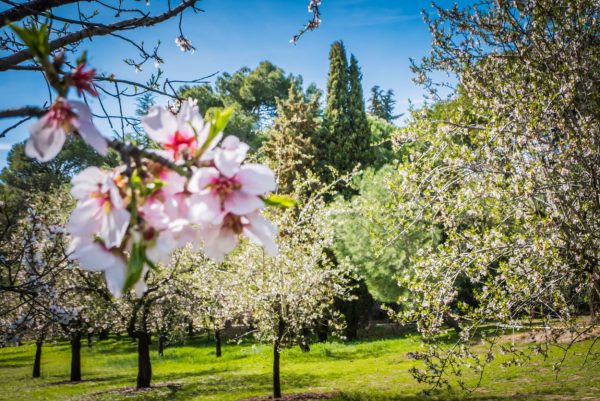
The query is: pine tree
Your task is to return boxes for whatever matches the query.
[368,85,385,119]
[261,83,319,194]
[347,54,371,167]
[368,86,398,122]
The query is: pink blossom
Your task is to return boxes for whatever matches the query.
[70,63,98,97]
[141,99,214,161]
[68,237,128,298]
[67,167,130,249]
[25,98,107,162]
[187,162,276,224]
[186,135,278,261]
[200,212,278,262]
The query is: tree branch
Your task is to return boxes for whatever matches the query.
[0,0,198,71]
[0,0,84,29]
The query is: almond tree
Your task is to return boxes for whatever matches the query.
[232,179,352,399]
[372,0,600,390]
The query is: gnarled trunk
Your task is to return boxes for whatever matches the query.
[32,339,43,378]
[157,333,165,357]
[70,330,82,382]
[136,331,152,388]
[273,317,285,399]
[214,329,222,357]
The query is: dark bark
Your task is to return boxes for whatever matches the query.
[214,329,222,358]
[32,339,42,378]
[157,334,165,357]
[0,0,82,28]
[336,279,374,341]
[298,327,310,352]
[87,331,93,348]
[590,272,600,323]
[316,320,328,342]
[98,329,109,341]
[273,317,285,399]
[70,330,82,382]
[443,314,462,335]
[136,331,152,389]
[0,1,198,71]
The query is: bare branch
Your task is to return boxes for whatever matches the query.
[0,0,83,29]
[0,0,198,71]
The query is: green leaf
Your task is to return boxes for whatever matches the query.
[263,194,297,208]
[197,107,234,157]
[123,242,146,293]
[10,22,50,62]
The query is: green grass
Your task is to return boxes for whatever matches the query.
[0,334,598,401]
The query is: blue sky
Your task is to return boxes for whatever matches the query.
[0,0,458,168]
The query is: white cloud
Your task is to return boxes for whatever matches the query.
[0,143,14,151]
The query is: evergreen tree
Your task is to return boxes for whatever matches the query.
[316,42,372,183]
[316,41,351,182]
[381,89,397,122]
[368,86,385,119]
[347,54,371,167]
[261,83,319,194]
[368,86,398,122]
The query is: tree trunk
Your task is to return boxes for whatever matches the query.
[70,331,82,382]
[273,317,285,399]
[316,320,328,342]
[32,339,42,378]
[136,331,152,389]
[590,270,599,323]
[98,329,109,341]
[298,327,310,352]
[157,334,165,357]
[214,329,222,357]
[87,331,93,348]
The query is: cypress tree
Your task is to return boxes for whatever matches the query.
[316,41,351,182]
[316,42,372,183]
[347,54,371,167]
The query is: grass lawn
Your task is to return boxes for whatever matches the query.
[0,333,598,401]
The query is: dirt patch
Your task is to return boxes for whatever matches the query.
[237,391,340,401]
[46,378,110,386]
[89,381,182,396]
[502,325,600,345]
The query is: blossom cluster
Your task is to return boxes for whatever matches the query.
[24,59,279,299]
[65,100,278,297]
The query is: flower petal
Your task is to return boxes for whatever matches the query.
[70,167,104,199]
[25,118,67,162]
[237,164,277,195]
[142,106,178,144]
[224,191,265,215]
[100,207,131,248]
[214,136,249,178]
[187,167,219,193]
[104,262,127,299]
[243,213,278,257]
[201,225,238,262]
[188,192,225,225]
[77,119,108,156]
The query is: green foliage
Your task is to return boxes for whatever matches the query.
[216,61,296,116]
[261,82,320,194]
[331,167,441,303]
[368,86,398,122]
[367,115,397,169]
[183,61,301,148]
[315,42,372,184]
[347,55,371,167]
